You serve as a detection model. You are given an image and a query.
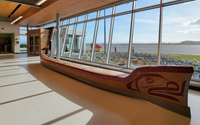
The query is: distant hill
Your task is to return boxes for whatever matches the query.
[181,40,200,44]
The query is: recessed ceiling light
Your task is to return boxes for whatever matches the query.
[35,0,47,6]
[10,16,23,25]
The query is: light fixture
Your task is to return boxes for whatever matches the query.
[35,0,47,6]
[10,16,23,25]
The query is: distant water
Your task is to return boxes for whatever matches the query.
[87,44,200,55]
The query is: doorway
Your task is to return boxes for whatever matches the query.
[0,34,12,54]
[28,34,39,55]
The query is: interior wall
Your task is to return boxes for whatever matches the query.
[0,21,20,53]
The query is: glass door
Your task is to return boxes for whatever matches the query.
[29,36,34,55]
[34,36,39,55]
[29,35,39,55]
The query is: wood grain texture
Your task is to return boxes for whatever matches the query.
[11,5,30,18]
[17,0,122,26]
[0,1,18,17]
[38,28,193,117]
[40,55,193,117]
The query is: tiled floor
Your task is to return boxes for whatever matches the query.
[0,54,200,125]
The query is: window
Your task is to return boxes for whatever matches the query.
[46,23,55,28]
[100,8,112,17]
[93,18,111,63]
[130,9,159,68]
[71,23,84,58]
[161,1,200,79]
[80,21,96,60]
[136,0,160,9]
[62,20,68,25]
[115,2,132,13]
[70,18,75,24]
[78,15,85,22]
[55,0,199,81]
[60,26,67,55]
[88,12,97,20]
[63,25,74,57]
[109,14,132,67]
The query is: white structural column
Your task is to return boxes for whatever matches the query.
[56,13,60,59]
[50,24,56,58]
[157,0,163,65]
[127,1,136,68]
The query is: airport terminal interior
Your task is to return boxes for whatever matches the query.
[0,0,200,125]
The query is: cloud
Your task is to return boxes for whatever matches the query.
[163,17,186,24]
[176,28,200,34]
[189,18,200,25]
[183,18,200,26]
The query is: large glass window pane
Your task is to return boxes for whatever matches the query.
[63,25,74,57]
[20,27,26,30]
[62,20,68,25]
[161,1,200,80]
[115,2,132,13]
[163,0,175,3]
[109,14,131,67]
[93,18,111,63]
[31,27,38,30]
[71,23,84,58]
[20,35,27,52]
[81,21,96,60]
[46,23,55,28]
[88,12,97,20]
[136,0,160,9]
[100,7,112,17]
[60,26,66,55]
[70,18,75,23]
[78,15,85,22]
[130,9,159,68]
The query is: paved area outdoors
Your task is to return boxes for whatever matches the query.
[0,54,200,125]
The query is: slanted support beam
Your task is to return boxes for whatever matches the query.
[56,13,60,60]
[157,0,163,65]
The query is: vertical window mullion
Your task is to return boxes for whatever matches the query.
[91,10,100,62]
[127,1,136,68]
[61,19,70,57]
[69,17,78,57]
[50,23,56,58]
[78,14,88,59]
[106,6,116,64]
[157,0,163,65]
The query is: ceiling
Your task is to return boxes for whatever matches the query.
[1,0,41,7]
[0,0,123,27]
[0,1,30,22]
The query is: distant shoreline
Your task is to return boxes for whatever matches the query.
[87,43,200,45]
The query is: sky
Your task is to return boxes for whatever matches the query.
[20,0,200,45]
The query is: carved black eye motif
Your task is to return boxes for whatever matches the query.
[145,77,153,83]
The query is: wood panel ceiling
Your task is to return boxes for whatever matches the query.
[0,1,30,19]
[17,0,122,27]
[0,1,18,17]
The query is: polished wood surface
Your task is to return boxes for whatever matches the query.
[0,54,200,124]
[41,54,193,117]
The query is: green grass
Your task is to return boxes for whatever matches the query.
[161,54,200,62]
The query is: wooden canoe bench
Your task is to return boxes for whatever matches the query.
[40,54,194,118]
